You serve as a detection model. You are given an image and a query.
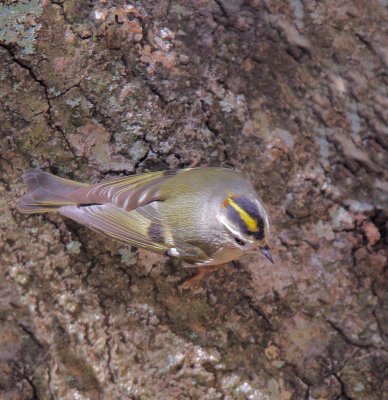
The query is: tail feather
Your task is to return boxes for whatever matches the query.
[17,170,88,214]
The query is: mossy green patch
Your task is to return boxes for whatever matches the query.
[0,0,43,54]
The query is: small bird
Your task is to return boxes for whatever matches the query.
[17,168,273,267]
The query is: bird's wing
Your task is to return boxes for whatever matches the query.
[69,170,176,212]
[59,203,170,253]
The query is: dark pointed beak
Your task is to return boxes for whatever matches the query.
[260,245,274,264]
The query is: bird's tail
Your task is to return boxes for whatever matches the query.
[17,169,88,214]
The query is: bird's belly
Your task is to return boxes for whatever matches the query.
[198,247,243,266]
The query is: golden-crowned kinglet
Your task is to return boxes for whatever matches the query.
[17,168,273,265]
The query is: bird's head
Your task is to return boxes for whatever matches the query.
[217,194,273,263]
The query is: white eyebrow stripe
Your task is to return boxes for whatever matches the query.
[217,213,240,236]
[217,213,254,244]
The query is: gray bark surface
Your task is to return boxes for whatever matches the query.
[0,1,387,399]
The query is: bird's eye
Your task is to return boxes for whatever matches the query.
[234,237,246,246]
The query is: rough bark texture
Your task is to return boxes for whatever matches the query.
[1,1,387,399]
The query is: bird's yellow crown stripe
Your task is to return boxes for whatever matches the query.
[226,197,258,232]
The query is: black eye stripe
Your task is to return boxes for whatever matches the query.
[234,236,246,246]
[252,229,264,241]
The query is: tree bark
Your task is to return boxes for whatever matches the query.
[0,1,387,399]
